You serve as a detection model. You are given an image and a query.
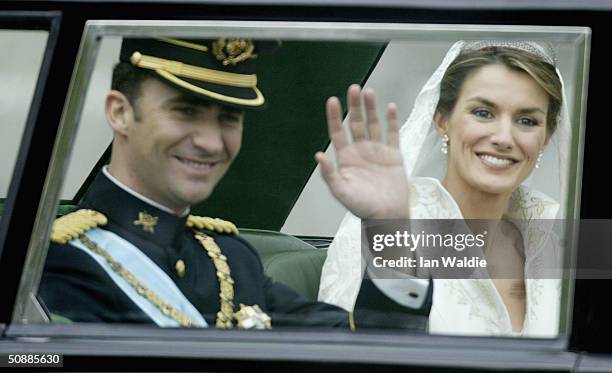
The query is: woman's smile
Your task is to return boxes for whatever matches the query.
[475,152,519,171]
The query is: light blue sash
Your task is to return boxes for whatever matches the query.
[69,227,208,327]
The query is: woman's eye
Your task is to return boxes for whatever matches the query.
[518,117,539,127]
[472,109,493,119]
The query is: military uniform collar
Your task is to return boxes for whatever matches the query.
[83,169,189,247]
[102,166,190,217]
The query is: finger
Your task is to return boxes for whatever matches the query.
[363,87,381,142]
[347,84,367,142]
[326,96,349,151]
[315,152,338,189]
[386,102,400,148]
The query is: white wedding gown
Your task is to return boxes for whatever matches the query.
[319,177,562,337]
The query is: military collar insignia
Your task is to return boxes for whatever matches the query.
[51,209,108,244]
[134,211,159,233]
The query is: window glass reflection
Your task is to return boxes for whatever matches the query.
[22,23,588,341]
[0,30,49,200]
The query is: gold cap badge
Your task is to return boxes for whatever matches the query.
[212,38,257,66]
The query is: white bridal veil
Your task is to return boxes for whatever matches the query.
[318,40,572,314]
[401,40,571,211]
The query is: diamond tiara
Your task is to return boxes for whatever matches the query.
[463,40,556,66]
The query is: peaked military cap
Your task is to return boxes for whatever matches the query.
[120,37,278,109]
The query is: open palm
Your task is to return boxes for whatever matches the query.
[316,85,410,220]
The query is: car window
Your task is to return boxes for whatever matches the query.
[283,38,585,237]
[14,20,589,342]
[0,30,49,208]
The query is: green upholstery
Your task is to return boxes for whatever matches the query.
[50,312,72,324]
[240,228,327,301]
[57,204,78,215]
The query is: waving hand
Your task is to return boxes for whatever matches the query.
[316,85,410,220]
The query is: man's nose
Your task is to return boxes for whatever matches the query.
[191,120,224,154]
[490,116,514,150]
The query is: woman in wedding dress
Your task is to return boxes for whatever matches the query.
[316,40,570,337]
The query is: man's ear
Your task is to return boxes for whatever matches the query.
[105,90,135,137]
[433,111,448,136]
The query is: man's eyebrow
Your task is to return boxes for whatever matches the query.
[466,96,546,115]
[163,94,207,107]
[222,106,245,116]
[163,95,244,115]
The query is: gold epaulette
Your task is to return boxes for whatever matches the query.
[186,215,238,234]
[50,209,108,244]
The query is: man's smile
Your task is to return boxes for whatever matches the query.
[174,155,220,173]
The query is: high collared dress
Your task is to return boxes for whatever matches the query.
[319,177,563,337]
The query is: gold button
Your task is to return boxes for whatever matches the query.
[175,259,186,277]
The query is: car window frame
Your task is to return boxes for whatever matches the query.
[0,10,64,325]
[13,14,588,340]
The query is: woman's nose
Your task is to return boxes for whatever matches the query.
[490,117,514,150]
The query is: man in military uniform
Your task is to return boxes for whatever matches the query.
[40,37,430,329]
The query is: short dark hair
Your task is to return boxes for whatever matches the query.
[436,47,562,135]
[111,61,152,118]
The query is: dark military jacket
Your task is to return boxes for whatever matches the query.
[40,171,350,327]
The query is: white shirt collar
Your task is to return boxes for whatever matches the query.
[102,166,190,217]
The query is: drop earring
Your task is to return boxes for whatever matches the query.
[441,134,449,155]
[535,150,544,169]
